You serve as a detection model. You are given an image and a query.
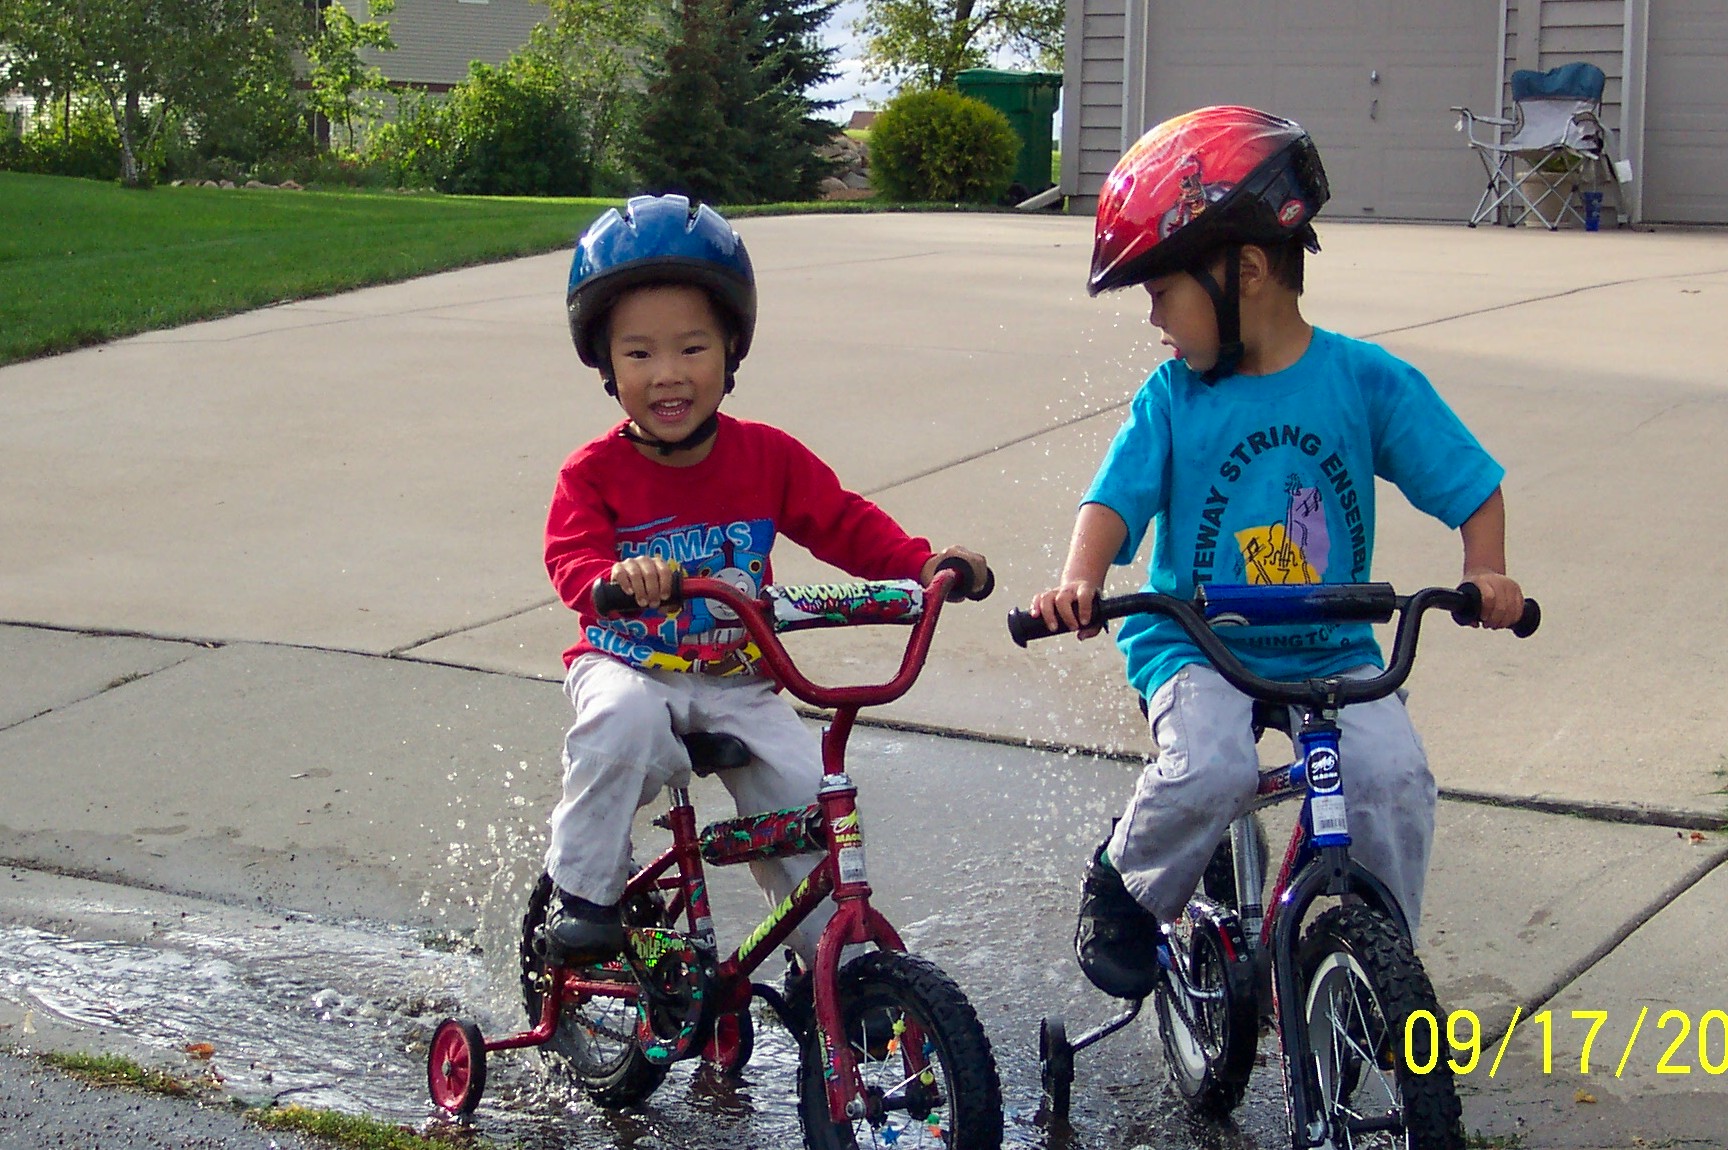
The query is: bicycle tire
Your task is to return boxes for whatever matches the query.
[797,951,1003,1150]
[1296,904,1464,1150]
[519,872,669,1108]
[1154,915,1257,1116]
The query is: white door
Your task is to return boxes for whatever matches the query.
[1641,0,1728,224]
[1134,0,1498,221]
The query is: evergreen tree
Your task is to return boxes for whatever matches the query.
[631,0,831,204]
[754,0,843,193]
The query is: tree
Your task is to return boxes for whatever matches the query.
[854,0,1062,91]
[630,0,762,203]
[631,0,830,203]
[754,0,843,193]
[188,19,313,169]
[305,0,397,152]
[531,0,658,192]
[0,0,307,185]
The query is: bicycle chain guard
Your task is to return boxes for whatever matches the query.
[620,926,712,1064]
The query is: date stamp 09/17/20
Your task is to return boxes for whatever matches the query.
[1406,1007,1728,1078]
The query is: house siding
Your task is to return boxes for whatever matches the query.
[1064,0,1125,207]
[338,0,545,89]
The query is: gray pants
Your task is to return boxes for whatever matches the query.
[1108,663,1436,932]
[547,653,831,962]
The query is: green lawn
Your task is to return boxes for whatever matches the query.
[0,172,614,366]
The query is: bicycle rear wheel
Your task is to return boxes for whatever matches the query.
[797,952,1002,1150]
[1296,904,1464,1149]
[1154,914,1257,1116]
[520,872,669,1108]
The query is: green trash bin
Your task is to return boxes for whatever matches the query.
[955,68,1063,200]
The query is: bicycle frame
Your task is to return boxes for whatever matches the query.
[505,569,974,1125]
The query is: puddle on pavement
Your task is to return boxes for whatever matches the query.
[0,894,1288,1150]
[0,905,816,1149]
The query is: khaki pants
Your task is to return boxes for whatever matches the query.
[546,652,830,962]
[1108,663,1436,933]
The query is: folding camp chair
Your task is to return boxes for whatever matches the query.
[1452,62,1625,229]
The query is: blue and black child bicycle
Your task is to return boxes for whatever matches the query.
[1009,581,1539,1150]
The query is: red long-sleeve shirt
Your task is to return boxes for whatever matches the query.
[545,414,934,673]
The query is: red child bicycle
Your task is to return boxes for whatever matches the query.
[427,561,1003,1150]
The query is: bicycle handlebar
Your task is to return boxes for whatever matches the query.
[592,559,994,709]
[1006,582,1539,708]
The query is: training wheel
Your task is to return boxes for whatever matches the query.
[1039,1014,1073,1123]
[427,1018,487,1116]
[702,1007,755,1076]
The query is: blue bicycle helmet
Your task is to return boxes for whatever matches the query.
[567,194,757,395]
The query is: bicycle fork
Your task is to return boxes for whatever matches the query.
[1270,701,1411,1149]
[808,708,929,1127]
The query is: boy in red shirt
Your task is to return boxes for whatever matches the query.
[543,194,987,963]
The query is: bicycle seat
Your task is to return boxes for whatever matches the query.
[684,732,753,776]
[1251,700,1293,741]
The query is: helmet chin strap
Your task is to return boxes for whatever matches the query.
[607,366,735,457]
[1190,245,1245,384]
[619,411,720,456]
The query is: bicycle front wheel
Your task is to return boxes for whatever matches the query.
[520,872,668,1108]
[1297,904,1464,1150]
[797,951,1002,1150]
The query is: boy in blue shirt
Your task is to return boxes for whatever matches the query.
[1029,106,1527,999]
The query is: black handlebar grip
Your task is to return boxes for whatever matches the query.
[592,580,638,616]
[593,574,684,615]
[971,567,996,602]
[1451,581,1541,638]
[1006,607,1061,648]
[1450,581,1483,628]
[935,557,995,602]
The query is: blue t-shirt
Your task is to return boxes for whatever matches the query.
[1084,327,1504,700]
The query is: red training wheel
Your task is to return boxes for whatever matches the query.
[427,1018,487,1116]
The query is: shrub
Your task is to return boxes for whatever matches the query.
[868,88,1017,204]
[1,94,126,181]
[438,55,590,197]
[365,87,453,190]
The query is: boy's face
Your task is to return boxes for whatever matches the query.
[607,284,731,452]
[1143,267,1222,374]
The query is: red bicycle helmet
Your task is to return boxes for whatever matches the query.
[1088,106,1329,296]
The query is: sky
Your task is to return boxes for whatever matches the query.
[809,0,896,125]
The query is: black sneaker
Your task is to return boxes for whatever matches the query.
[544,889,623,965]
[1074,842,1163,1000]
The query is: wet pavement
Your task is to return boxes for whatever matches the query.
[4,719,1725,1147]
[0,724,1296,1149]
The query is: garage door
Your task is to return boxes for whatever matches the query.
[1641,0,1728,224]
[1136,0,1499,221]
